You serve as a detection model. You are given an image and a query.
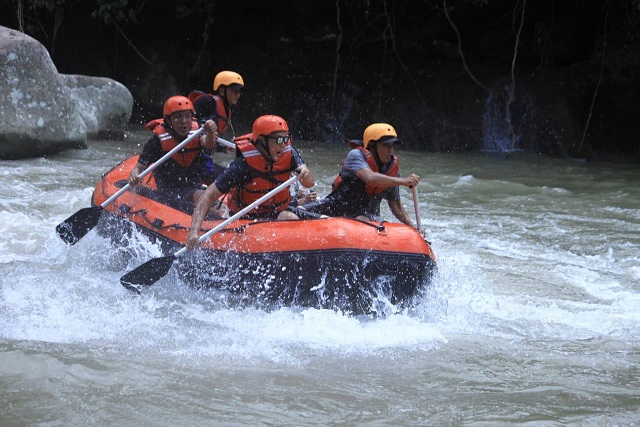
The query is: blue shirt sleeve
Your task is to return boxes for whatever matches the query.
[342,149,369,178]
[343,148,401,202]
[214,157,253,193]
[290,145,306,171]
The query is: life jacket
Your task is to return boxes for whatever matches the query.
[187,90,206,104]
[189,92,232,135]
[332,146,400,195]
[144,119,201,167]
[225,133,294,215]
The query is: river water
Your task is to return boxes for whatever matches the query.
[1,130,639,425]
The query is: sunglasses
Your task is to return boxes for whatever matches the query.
[268,135,291,145]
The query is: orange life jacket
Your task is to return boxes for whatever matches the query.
[332,146,400,195]
[145,119,202,167]
[187,90,206,104]
[225,134,294,215]
[189,92,231,134]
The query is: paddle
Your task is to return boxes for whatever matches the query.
[119,175,299,292]
[56,127,206,245]
[411,185,423,232]
[216,137,235,149]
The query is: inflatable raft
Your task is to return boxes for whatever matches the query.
[92,156,437,315]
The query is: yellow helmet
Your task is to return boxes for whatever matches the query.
[213,71,244,91]
[363,123,400,149]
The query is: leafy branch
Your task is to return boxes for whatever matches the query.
[90,0,157,67]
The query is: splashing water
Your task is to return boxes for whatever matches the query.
[1,136,639,425]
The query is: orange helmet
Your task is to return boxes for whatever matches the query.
[252,115,289,139]
[213,71,244,91]
[163,96,194,117]
[363,123,400,149]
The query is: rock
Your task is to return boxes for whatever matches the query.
[0,26,133,160]
[61,74,133,139]
[0,26,86,159]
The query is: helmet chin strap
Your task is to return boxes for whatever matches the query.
[369,142,384,169]
[164,117,177,135]
[219,86,228,102]
[256,136,274,164]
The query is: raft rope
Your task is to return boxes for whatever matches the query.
[347,217,387,233]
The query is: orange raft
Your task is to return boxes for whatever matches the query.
[92,156,437,314]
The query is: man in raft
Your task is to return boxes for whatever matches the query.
[186,115,316,250]
[299,122,423,232]
[190,70,244,139]
[128,95,226,216]
[189,70,244,183]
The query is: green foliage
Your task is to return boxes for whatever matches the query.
[16,0,79,42]
[90,0,143,26]
[176,0,215,20]
[89,0,213,26]
[26,0,78,13]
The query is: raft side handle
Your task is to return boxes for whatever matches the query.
[376,221,387,235]
[118,204,132,215]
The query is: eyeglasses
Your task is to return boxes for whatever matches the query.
[268,135,291,145]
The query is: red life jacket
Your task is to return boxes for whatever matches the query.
[187,90,206,104]
[189,92,231,134]
[225,133,294,215]
[145,119,201,167]
[332,146,400,195]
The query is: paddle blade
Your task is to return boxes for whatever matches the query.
[56,206,103,245]
[120,255,177,292]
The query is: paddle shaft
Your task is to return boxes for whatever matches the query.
[412,185,422,232]
[174,175,299,257]
[100,127,205,208]
[216,137,235,149]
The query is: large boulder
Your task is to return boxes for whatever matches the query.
[0,26,133,160]
[0,26,86,159]
[61,74,133,139]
